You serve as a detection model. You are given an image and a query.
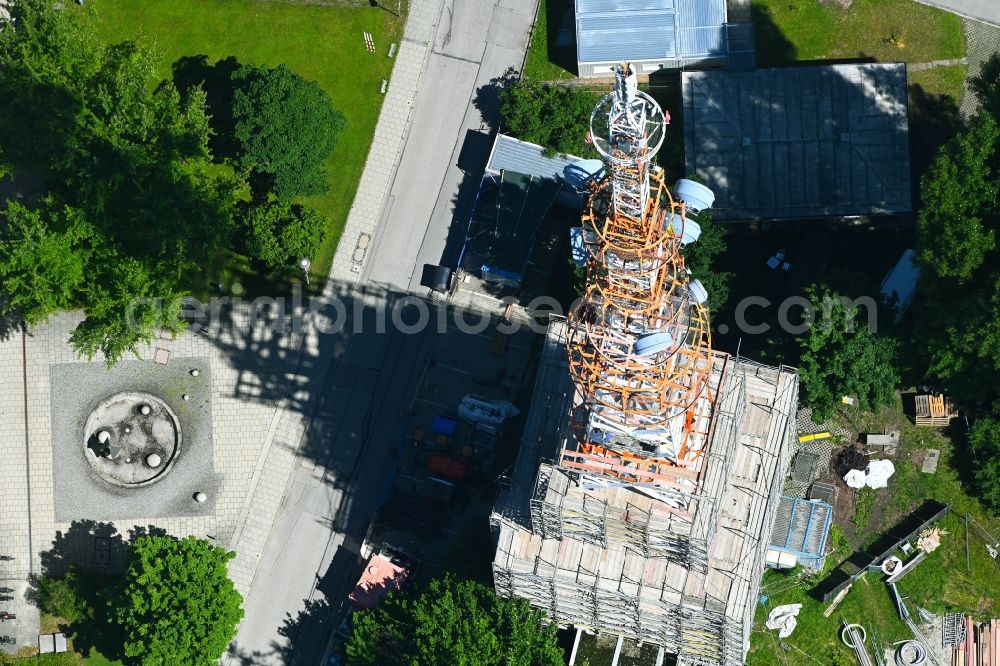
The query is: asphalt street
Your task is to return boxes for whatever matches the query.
[229,298,433,664]
[230,0,535,661]
[363,0,535,291]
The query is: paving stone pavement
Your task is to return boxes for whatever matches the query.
[0,299,312,649]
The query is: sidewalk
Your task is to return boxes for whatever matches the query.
[225,0,447,596]
[329,0,444,282]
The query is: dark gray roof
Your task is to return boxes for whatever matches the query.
[682,64,912,220]
[486,134,582,182]
[576,0,727,64]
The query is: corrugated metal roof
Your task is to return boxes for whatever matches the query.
[770,496,833,559]
[578,13,675,62]
[486,134,583,182]
[682,64,912,220]
[676,26,725,57]
[578,0,673,13]
[576,0,727,65]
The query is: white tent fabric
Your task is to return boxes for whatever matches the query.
[866,460,896,489]
[765,604,803,638]
[844,469,866,489]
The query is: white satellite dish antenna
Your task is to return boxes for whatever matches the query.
[665,213,702,245]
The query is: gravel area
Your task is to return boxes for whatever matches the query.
[50,359,217,521]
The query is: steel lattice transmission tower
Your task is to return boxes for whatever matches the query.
[564,63,714,504]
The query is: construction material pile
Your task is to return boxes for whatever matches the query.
[950,616,1000,665]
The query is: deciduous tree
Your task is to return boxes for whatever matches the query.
[912,108,1000,403]
[0,202,91,325]
[796,286,899,422]
[231,64,345,199]
[500,78,598,156]
[680,209,731,312]
[346,575,563,666]
[241,200,328,272]
[916,115,999,283]
[115,536,243,666]
[970,414,1000,514]
[0,0,237,364]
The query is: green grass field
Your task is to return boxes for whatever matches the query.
[746,398,1000,666]
[523,0,575,80]
[909,64,968,104]
[83,0,406,291]
[752,0,965,67]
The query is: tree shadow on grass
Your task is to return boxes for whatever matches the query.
[750,3,797,67]
[172,55,242,162]
[908,83,963,200]
[944,417,981,502]
[28,521,174,665]
[540,0,576,75]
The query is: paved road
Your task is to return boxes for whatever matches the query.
[914,0,999,27]
[229,299,433,664]
[363,0,535,291]
[229,0,536,661]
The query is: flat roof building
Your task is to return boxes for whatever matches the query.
[575,0,730,77]
[682,64,912,220]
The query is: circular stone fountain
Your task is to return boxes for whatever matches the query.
[83,392,182,487]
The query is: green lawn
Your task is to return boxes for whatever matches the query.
[909,64,968,104]
[749,569,911,666]
[83,0,406,290]
[746,397,1000,666]
[523,0,575,80]
[752,0,965,67]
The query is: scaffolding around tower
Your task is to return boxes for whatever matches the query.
[491,61,801,666]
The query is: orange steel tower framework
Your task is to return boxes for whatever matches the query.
[562,63,715,503]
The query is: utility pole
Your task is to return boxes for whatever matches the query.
[299,257,311,286]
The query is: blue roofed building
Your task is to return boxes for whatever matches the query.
[766,496,834,572]
[575,0,735,77]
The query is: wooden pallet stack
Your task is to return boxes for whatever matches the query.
[953,617,1000,665]
[915,393,958,427]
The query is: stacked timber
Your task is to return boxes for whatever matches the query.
[915,393,957,427]
[953,617,1000,665]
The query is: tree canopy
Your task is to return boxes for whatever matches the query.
[916,114,999,283]
[0,0,236,363]
[796,286,899,422]
[970,415,1000,514]
[680,209,730,312]
[0,202,91,326]
[345,575,563,666]
[231,63,345,199]
[240,200,329,272]
[912,112,1000,404]
[115,536,243,665]
[500,78,598,156]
